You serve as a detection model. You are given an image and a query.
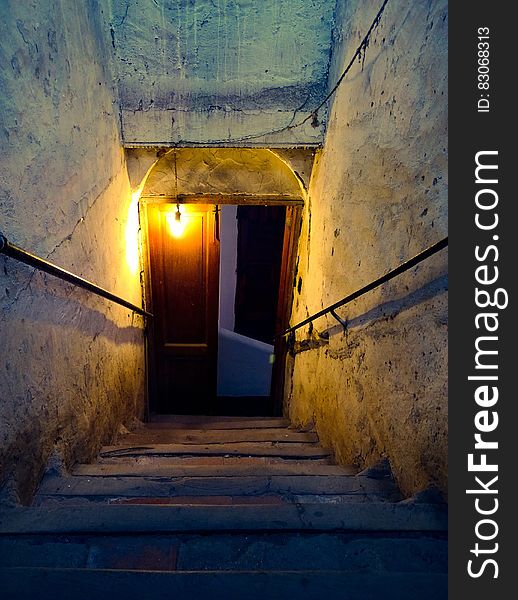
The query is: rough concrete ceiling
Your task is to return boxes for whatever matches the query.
[103,0,337,146]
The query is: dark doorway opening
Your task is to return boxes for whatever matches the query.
[217,206,286,416]
[234,206,286,344]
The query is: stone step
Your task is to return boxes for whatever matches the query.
[98,455,335,467]
[34,495,293,508]
[32,495,396,508]
[99,442,333,460]
[73,460,356,478]
[0,532,447,572]
[147,416,291,429]
[0,502,447,534]
[118,428,318,445]
[0,567,448,600]
[35,474,398,500]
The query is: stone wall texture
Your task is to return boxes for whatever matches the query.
[287,0,448,497]
[0,0,145,503]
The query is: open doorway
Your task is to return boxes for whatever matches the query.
[144,200,301,418]
[217,205,286,416]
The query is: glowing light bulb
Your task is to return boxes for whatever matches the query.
[166,205,186,238]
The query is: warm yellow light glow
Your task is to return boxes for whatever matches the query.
[125,186,142,274]
[166,205,186,238]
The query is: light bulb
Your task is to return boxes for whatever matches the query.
[166,205,186,238]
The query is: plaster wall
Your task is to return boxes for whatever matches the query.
[126,147,314,196]
[141,148,305,197]
[104,0,335,146]
[0,0,145,502]
[287,0,448,496]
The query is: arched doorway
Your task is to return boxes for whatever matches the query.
[138,148,305,416]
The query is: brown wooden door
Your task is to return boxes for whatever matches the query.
[147,204,220,414]
[271,205,303,415]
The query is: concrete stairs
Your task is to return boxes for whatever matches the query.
[0,416,447,599]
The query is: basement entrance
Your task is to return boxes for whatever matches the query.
[145,201,299,417]
[139,148,305,418]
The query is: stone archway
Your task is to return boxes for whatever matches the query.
[139,148,306,201]
[125,147,313,201]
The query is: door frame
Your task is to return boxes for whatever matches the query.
[140,194,303,417]
[271,204,303,416]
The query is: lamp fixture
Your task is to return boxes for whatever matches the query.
[166,203,186,238]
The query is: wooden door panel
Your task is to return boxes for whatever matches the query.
[147,204,219,414]
[160,213,206,344]
[271,206,303,415]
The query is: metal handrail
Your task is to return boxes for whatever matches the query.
[276,236,448,339]
[0,233,152,318]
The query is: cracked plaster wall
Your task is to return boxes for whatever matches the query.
[126,147,315,195]
[141,148,305,197]
[286,0,448,497]
[0,0,145,502]
[103,0,336,146]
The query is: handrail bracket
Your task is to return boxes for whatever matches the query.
[330,308,347,331]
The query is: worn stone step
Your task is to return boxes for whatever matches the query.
[35,474,398,499]
[34,495,291,508]
[73,461,356,478]
[154,532,449,573]
[0,502,447,534]
[34,495,392,508]
[33,495,394,508]
[98,455,335,467]
[118,428,318,445]
[0,567,448,600]
[147,416,291,429]
[0,532,447,572]
[99,442,332,459]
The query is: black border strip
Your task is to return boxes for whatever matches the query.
[449,3,514,596]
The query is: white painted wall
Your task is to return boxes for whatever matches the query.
[218,206,238,331]
[217,329,273,397]
[0,0,145,502]
[288,0,448,497]
[105,0,335,145]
